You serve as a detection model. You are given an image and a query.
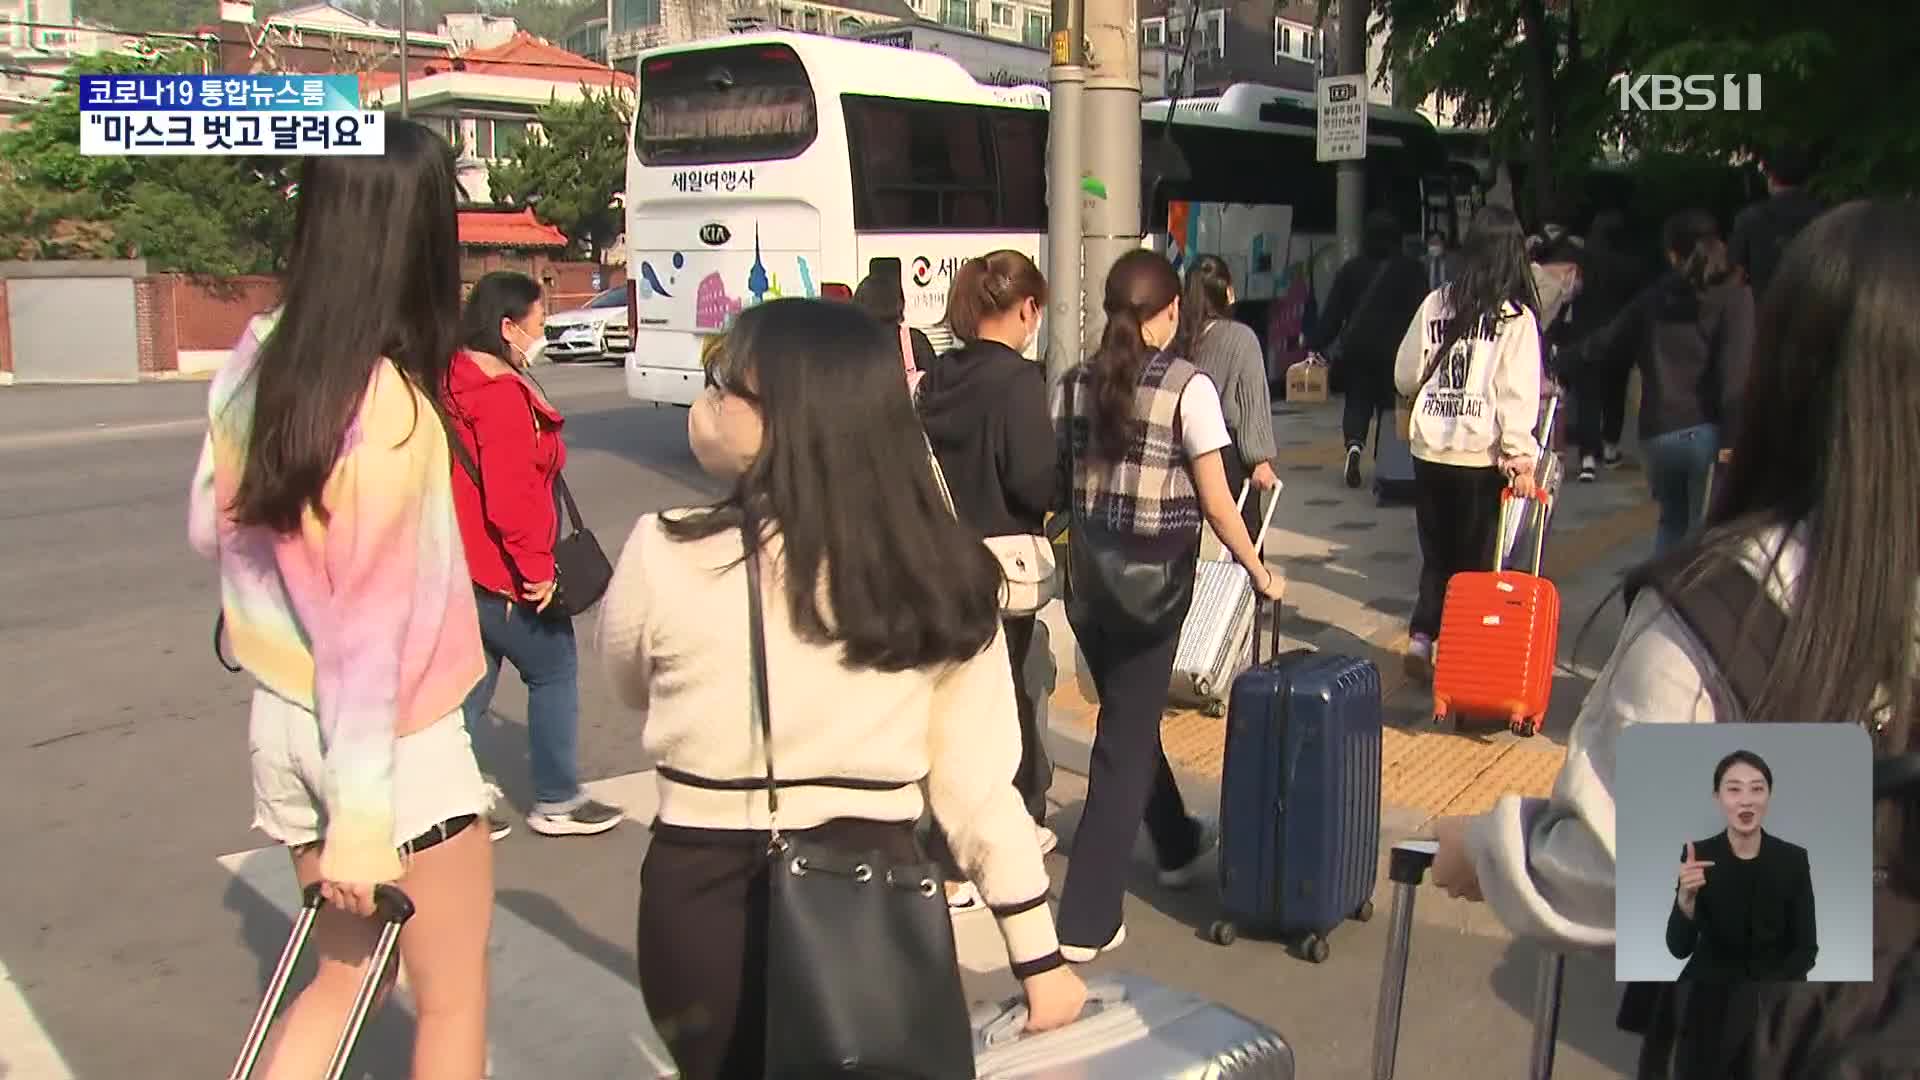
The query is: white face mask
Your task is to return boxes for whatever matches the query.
[687,386,763,482]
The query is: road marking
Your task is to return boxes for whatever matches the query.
[0,955,77,1080]
[0,418,205,453]
[217,770,678,1079]
[214,769,1014,1077]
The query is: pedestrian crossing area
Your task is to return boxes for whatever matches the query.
[210,768,1021,1079]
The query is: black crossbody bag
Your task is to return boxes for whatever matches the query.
[742,537,976,1079]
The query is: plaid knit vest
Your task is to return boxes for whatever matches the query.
[1058,351,1202,538]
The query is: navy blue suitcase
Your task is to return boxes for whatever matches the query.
[1208,607,1383,963]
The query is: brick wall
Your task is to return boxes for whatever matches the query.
[459,254,626,312]
[0,280,11,376]
[173,275,280,350]
[133,276,178,375]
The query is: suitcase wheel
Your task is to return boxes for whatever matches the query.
[1511,717,1539,737]
[1207,920,1238,947]
[1352,900,1375,923]
[1203,699,1227,718]
[1431,710,1456,731]
[1299,933,1330,964]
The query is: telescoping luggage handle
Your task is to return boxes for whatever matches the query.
[230,883,416,1080]
[1372,840,1563,1080]
[1209,480,1285,566]
[1496,486,1553,578]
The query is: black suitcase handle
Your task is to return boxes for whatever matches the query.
[230,883,416,1080]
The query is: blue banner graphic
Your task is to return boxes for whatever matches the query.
[79,74,363,113]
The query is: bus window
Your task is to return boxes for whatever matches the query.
[636,43,819,167]
[845,95,1004,231]
[989,109,1048,231]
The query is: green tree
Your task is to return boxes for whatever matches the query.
[486,85,630,259]
[1353,0,1919,208]
[0,45,297,274]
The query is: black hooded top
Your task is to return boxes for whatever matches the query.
[914,339,1057,539]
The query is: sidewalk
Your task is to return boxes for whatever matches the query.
[957,393,1661,1076]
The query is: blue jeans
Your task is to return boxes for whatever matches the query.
[1644,423,1720,556]
[463,584,584,814]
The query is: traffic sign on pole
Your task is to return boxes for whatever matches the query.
[1316,73,1368,162]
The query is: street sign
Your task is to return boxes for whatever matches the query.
[1315,74,1368,162]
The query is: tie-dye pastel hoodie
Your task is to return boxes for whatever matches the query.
[189,312,484,884]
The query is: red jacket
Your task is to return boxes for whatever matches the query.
[445,351,567,596]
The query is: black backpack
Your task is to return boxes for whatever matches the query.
[1618,554,1920,1079]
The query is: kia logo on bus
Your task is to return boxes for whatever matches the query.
[699,223,731,246]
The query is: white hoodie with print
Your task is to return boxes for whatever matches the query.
[1393,289,1543,469]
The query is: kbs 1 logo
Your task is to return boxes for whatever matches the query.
[1613,73,1763,112]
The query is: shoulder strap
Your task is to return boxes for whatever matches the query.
[744,532,781,833]
[1624,552,1788,720]
[426,392,481,488]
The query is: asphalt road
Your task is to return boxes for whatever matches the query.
[0,364,1640,1079]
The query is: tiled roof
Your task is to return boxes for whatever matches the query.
[458,208,568,248]
[362,29,632,92]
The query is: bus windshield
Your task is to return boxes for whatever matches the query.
[635,42,819,167]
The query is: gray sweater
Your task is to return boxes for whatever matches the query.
[1189,319,1277,466]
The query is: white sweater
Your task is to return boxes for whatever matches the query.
[597,512,1061,970]
[1393,290,1543,469]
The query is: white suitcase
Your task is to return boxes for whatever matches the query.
[1169,483,1282,717]
[972,973,1294,1079]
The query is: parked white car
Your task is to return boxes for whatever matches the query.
[542,288,632,362]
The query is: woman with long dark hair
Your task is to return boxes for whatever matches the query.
[600,298,1086,1079]
[1426,200,1920,1078]
[1176,254,1279,541]
[1053,249,1286,962]
[1558,211,1754,554]
[1393,205,1544,681]
[853,267,937,376]
[916,249,1060,910]
[446,272,623,841]
[187,119,493,1076]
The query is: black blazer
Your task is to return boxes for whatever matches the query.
[1665,830,1818,981]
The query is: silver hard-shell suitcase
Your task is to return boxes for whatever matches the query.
[1170,482,1283,717]
[1372,841,1564,1079]
[972,973,1294,1078]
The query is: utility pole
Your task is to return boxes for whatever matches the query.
[398,0,410,118]
[1333,0,1366,262]
[1044,0,1085,388]
[1077,0,1141,362]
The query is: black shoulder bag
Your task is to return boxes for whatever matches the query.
[745,539,976,1079]
[433,390,611,619]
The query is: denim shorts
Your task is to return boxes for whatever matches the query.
[247,687,487,850]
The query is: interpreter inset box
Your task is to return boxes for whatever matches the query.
[1615,724,1873,983]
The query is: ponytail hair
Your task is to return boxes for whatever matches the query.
[1174,254,1232,358]
[943,249,1047,342]
[1088,249,1181,461]
[1664,209,1731,291]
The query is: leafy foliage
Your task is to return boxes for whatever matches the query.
[0,46,296,274]
[1349,0,1919,207]
[486,85,630,259]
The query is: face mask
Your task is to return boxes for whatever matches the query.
[1428,245,1444,259]
[687,387,763,482]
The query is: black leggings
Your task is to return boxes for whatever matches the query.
[1053,611,1203,948]
[1410,459,1508,640]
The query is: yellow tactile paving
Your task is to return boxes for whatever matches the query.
[1380,728,1512,814]
[1436,741,1568,817]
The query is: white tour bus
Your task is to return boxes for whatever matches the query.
[623,31,1448,407]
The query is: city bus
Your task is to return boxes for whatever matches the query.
[623,31,1450,406]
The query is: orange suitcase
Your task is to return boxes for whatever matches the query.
[1431,489,1559,737]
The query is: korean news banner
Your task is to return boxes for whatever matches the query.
[78,73,384,157]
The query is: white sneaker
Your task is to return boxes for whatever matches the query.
[1060,924,1127,963]
[1035,825,1059,856]
[1404,634,1435,684]
[1157,816,1219,889]
[482,780,512,841]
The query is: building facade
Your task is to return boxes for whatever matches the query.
[0,0,142,125]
